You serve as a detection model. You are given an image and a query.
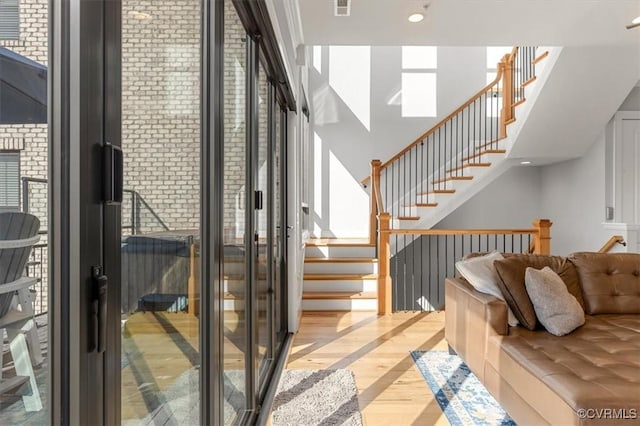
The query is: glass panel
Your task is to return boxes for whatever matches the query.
[222,1,247,423]
[120,0,201,422]
[273,107,285,349]
[256,60,271,376]
[0,2,49,420]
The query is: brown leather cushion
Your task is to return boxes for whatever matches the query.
[488,315,640,419]
[494,255,583,330]
[569,252,640,315]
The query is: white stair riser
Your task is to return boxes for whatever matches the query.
[303,262,378,274]
[305,245,376,258]
[303,280,378,293]
[302,299,377,311]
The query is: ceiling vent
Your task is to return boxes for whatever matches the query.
[334,0,351,16]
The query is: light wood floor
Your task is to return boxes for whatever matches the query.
[286,311,450,426]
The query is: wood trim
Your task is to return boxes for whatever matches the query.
[430,175,473,185]
[302,291,377,300]
[522,76,537,87]
[397,216,420,221]
[379,68,505,170]
[446,162,491,173]
[532,219,552,254]
[384,228,538,236]
[414,203,438,207]
[513,98,526,108]
[187,241,198,316]
[370,159,382,244]
[377,213,392,315]
[532,51,549,64]
[598,235,626,253]
[417,189,455,195]
[303,273,377,280]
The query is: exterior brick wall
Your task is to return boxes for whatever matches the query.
[1,0,255,237]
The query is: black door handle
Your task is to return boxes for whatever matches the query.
[91,266,108,353]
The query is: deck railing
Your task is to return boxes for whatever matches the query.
[21,177,171,316]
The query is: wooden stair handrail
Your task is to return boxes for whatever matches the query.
[599,235,626,253]
[362,48,519,187]
[376,218,551,315]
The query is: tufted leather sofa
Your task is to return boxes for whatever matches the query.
[445,252,640,425]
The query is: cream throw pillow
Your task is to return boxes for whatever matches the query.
[455,251,519,326]
[525,266,585,336]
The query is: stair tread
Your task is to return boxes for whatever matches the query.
[397,216,420,220]
[532,51,549,64]
[431,175,473,185]
[462,149,506,162]
[305,257,377,263]
[304,273,377,280]
[447,162,491,173]
[407,203,438,207]
[417,189,456,195]
[302,291,377,300]
[475,140,503,151]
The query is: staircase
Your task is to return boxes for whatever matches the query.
[371,46,552,233]
[302,46,546,311]
[302,239,378,311]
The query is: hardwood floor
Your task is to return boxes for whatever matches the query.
[286,311,450,426]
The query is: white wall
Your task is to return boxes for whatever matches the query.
[434,166,543,229]
[309,46,496,237]
[618,86,640,111]
[538,132,610,255]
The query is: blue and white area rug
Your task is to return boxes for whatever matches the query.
[411,351,516,426]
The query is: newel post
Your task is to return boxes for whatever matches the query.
[533,219,552,255]
[500,53,514,139]
[378,212,392,315]
[370,159,382,245]
[187,237,199,316]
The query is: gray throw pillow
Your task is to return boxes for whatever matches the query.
[524,266,585,336]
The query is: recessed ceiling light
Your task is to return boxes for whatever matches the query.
[408,13,424,23]
[633,16,640,24]
[520,160,532,165]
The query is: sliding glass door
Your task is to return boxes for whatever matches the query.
[44,0,291,423]
[119,0,202,422]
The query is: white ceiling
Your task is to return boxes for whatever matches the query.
[298,0,640,46]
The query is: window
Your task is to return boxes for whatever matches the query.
[0,151,19,210]
[401,46,437,117]
[0,0,19,40]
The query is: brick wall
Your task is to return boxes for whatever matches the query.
[1,0,252,237]
[122,0,202,231]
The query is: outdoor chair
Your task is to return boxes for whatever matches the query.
[0,212,43,411]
